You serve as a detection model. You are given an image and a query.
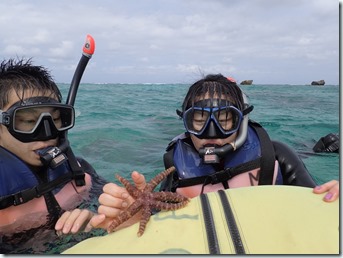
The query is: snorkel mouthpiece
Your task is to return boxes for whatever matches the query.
[38,141,68,168]
[200,143,235,163]
[202,145,220,163]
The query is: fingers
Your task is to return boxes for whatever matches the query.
[102,183,130,200]
[89,213,111,230]
[55,209,94,235]
[97,183,132,218]
[84,221,94,233]
[94,181,133,224]
[313,180,339,202]
[313,180,338,195]
[97,172,146,216]
[313,180,338,193]
[131,171,147,190]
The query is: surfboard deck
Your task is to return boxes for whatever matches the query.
[63,185,339,254]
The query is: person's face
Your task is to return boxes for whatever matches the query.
[0,90,59,167]
[189,93,238,151]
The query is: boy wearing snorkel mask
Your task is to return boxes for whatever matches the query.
[0,59,103,253]
[90,74,339,230]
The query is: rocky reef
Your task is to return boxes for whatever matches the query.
[311,80,325,86]
[240,80,253,85]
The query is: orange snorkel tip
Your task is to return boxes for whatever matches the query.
[83,34,95,58]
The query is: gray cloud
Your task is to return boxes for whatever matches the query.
[0,0,339,84]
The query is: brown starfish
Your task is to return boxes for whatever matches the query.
[107,166,189,237]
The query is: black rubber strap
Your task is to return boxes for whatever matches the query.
[200,194,220,254]
[0,173,73,209]
[177,158,261,188]
[253,124,275,185]
[218,190,245,254]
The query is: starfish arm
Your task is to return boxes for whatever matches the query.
[152,199,189,211]
[137,206,152,237]
[107,199,143,232]
[153,191,189,203]
[147,166,175,191]
[115,174,141,198]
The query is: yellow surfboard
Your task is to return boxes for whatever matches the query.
[63,186,339,254]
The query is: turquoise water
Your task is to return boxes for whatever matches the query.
[62,83,339,185]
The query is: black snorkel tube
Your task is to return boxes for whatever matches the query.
[66,34,95,106]
[39,35,95,170]
[198,93,253,163]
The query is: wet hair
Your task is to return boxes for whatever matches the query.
[0,58,62,109]
[182,74,244,112]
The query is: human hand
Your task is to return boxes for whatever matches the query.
[55,209,94,235]
[313,180,339,202]
[90,171,146,231]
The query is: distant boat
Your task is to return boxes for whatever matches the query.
[240,80,253,85]
[311,80,325,86]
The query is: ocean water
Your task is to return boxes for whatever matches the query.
[62,83,339,185]
[4,83,339,254]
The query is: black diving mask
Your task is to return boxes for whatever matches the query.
[0,97,75,143]
[182,99,243,139]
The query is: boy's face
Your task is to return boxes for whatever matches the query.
[0,90,58,167]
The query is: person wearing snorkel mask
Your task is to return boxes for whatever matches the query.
[89,74,339,231]
[0,59,105,252]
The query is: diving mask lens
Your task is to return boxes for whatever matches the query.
[183,105,243,137]
[12,104,74,133]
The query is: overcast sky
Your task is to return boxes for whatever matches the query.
[0,0,339,84]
